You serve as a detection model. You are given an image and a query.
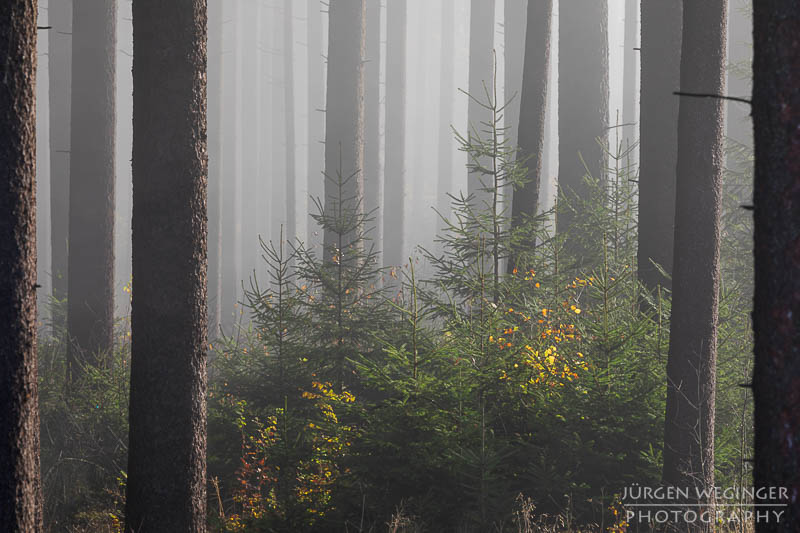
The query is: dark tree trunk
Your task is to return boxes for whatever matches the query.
[437,0,455,236]
[364,0,381,261]
[622,0,638,145]
[126,1,208,530]
[220,0,239,333]
[467,0,496,208]
[752,2,800,529]
[48,0,71,309]
[323,0,366,260]
[0,3,42,529]
[67,0,117,376]
[208,0,222,338]
[383,0,406,269]
[284,0,297,245]
[503,0,526,152]
[307,0,325,251]
[556,0,608,245]
[637,0,681,293]
[508,0,552,271]
[661,0,727,503]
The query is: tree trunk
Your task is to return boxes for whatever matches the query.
[67,0,117,377]
[622,0,638,146]
[504,0,526,152]
[726,0,752,151]
[467,0,496,208]
[752,2,800,529]
[364,0,382,262]
[48,0,71,311]
[661,0,727,506]
[126,1,208,530]
[208,0,223,338]
[220,0,239,333]
[637,0,681,293]
[241,0,261,286]
[0,3,42,529]
[383,0,406,269]
[307,0,325,251]
[508,0,552,271]
[284,0,297,245]
[323,0,366,261]
[556,0,608,246]
[437,0,455,237]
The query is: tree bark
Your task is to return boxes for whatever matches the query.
[661,0,727,506]
[126,1,208,530]
[752,2,800,529]
[323,0,366,261]
[508,0,552,271]
[364,0,382,262]
[67,0,117,377]
[383,0,406,269]
[0,3,42,530]
[556,0,608,246]
[208,0,223,338]
[637,0,681,293]
[503,0,526,152]
[48,0,71,309]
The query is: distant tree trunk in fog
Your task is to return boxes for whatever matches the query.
[271,8,285,249]
[208,0,223,338]
[284,0,297,245]
[622,0,638,145]
[364,0,382,260]
[661,0,727,501]
[637,0,681,293]
[508,0,552,271]
[467,0,496,208]
[383,0,406,269]
[556,0,608,245]
[752,2,800,527]
[221,0,239,333]
[323,0,366,261]
[0,3,42,529]
[126,1,208,530]
[726,0,752,151]
[437,0,455,234]
[241,0,261,284]
[504,0,526,151]
[49,0,72,310]
[307,0,325,249]
[67,0,117,378]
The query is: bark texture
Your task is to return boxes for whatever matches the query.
[0,4,42,530]
[323,0,366,260]
[637,0,681,293]
[126,1,208,530]
[48,0,71,306]
[383,0,406,268]
[752,2,800,530]
[67,0,117,376]
[556,0,608,247]
[509,0,552,270]
[661,0,727,504]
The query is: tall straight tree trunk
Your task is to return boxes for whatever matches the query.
[364,0,381,261]
[661,0,727,503]
[467,0,496,208]
[307,0,325,250]
[383,0,406,269]
[323,0,366,260]
[241,0,261,284]
[284,0,297,245]
[622,0,638,145]
[556,0,608,244]
[504,0,526,151]
[437,0,455,236]
[208,0,223,337]
[271,5,285,250]
[126,1,208,530]
[752,2,800,528]
[0,3,42,529]
[221,0,239,333]
[48,0,71,310]
[67,0,117,377]
[637,0,681,293]
[508,0,553,271]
